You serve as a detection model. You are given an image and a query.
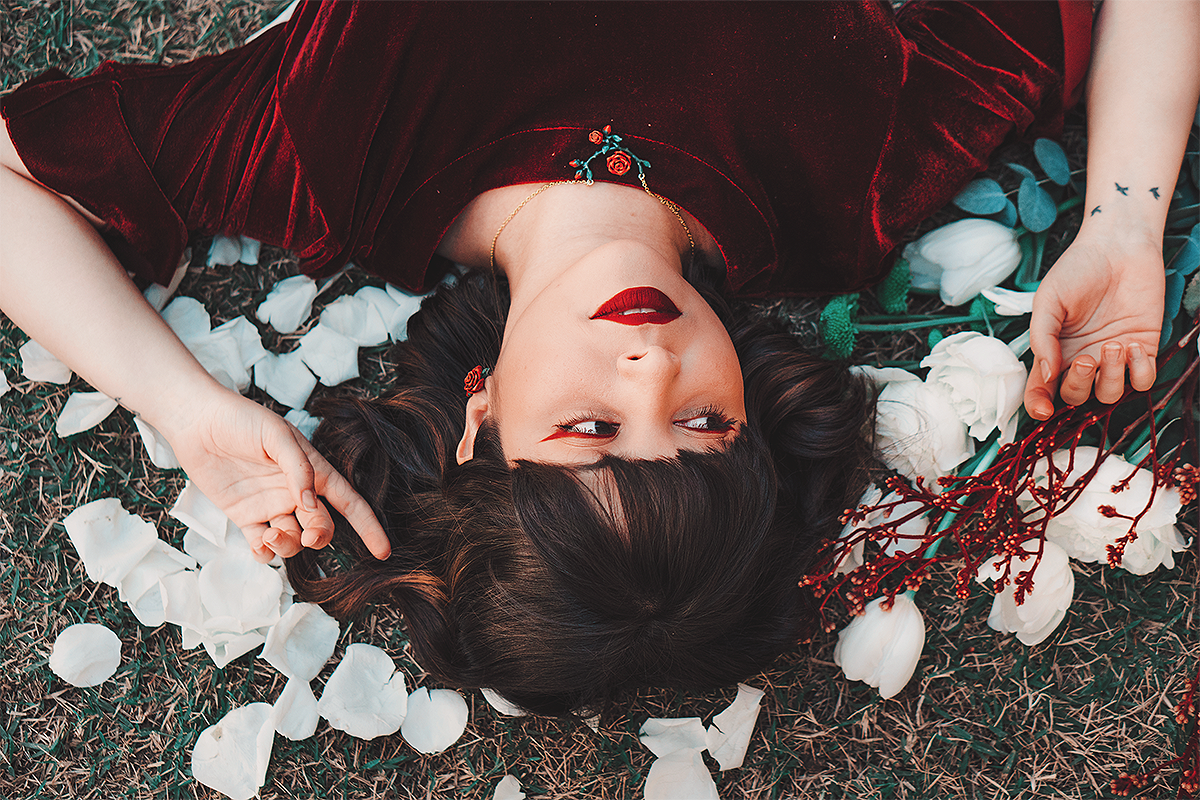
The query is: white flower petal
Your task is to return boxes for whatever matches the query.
[63,498,160,587]
[187,328,253,393]
[639,717,708,759]
[921,332,1027,443]
[203,630,268,669]
[904,219,1021,306]
[284,408,322,440]
[117,540,196,627]
[170,482,230,548]
[834,594,925,699]
[49,623,121,687]
[481,687,527,717]
[705,683,764,771]
[401,687,469,754]
[182,529,225,566]
[980,286,1036,316]
[143,283,172,313]
[199,554,284,632]
[133,417,181,469]
[849,365,920,389]
[383,284,428,341]
[239,236,261,266]
[317,643,409,739]
[297,323,360,386]
[207,234,243,267]
[874,380,973,479]
[212,316,268,371]
[19,339,72,383]
[272,677,319,740]
[0,369,9,398]
[320,294,390,347]
[191,703,275,800]
[644,749,719,800]
[56,391,120,436]
[261,602,340,681]
[160,569,206,635]
[161,296,211,343]
[254,350,318,409]
[256,274,318,334]
[492,775,526,800]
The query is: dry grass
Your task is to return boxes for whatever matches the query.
[1,2,1197,799]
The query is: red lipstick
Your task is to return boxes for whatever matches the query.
[591,287,681,325]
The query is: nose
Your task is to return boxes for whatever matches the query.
[618,345,680,383]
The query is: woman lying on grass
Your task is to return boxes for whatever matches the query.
[1,0,1196,714]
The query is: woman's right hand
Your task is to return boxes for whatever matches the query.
[162,388,392,563]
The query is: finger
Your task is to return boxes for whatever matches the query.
[264,421,320,515]
[264,515,305,559]
[241,522,277,564]
[1094,342,1127,404]
[1059,356,1098,406]
[1127,342,1157,391]
[294,496,336,552]
[305,444,391,560]
[1026,296,1065,420]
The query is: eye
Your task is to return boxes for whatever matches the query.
[547,417,621,439]
[675,408,737,433]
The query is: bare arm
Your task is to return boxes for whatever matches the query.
[0,124,390,561]
[1024,0,1200,419]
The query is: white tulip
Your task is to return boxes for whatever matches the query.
[874,379,974,479]
[834,594,925,699]
[1021,447,1187,574]
[975,539,1074,645]
[904,218,1021,306]
[921,331,1027,443]
[835,592,926,695]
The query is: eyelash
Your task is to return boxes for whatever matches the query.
[554,406,737,438]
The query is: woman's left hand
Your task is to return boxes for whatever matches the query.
[1024,227,1164,419]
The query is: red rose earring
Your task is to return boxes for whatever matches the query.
[463,365,491,395]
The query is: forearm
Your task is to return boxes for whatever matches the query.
[1079,0,1200,242]
[0,165,231,438]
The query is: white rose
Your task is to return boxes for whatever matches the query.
[834,594,925,699]
[904,219,1021,306]
[975,539,1074,646]
[875,379,974,480]
[921,331,1027,442]
[1019,447,1188,574]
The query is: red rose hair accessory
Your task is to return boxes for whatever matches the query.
[568,125,652,183]
[463,365,491,395]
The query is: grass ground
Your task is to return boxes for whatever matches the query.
[1,2,1196,799]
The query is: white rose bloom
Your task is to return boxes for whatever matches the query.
[921,331,1027,442]
[874,379,974,479]
[833,594,925,699]
[903,218,1021,306]
[1020,447,1187,574]
[975,539,1074,646]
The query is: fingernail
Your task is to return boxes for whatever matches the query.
[1074,359,1094,374]
[1041,359,1052,382]
[1102,343,1121,363]
[302,490,317,511]
[1129,343,1145,360]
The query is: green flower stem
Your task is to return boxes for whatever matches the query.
[920,437,1004,560]
[855,316,978,332]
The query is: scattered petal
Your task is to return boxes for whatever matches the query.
[207,234,243,267]
[161,296,211,343]
[261,602,340,681]
[481,687,527,717]
[199,554,284,633]
[182,529,225,566]
[492,775,526,800]
[705,683,764,770]
[644,748,720,800]
[143,283,172,312]
[191,703,275,800]
[56,391,119,436]
[19,339,72,383]
[401,687,469,754]
[170,482,230,548]
[980,286,1036,316]
[320,294,390,347]
[49,623,121,687]
[63,498,160,587]
[0,369,8,397]
[317,643,408,739]
[256,274,318,334]
[203,630,269,670]
[384,283,428,341]
[212,316,268,371]
[117,540,196,627]
[297,323,360,386]
[254,350,318,409]
[133,417,181,469]
[640,717,708,758]
[272,677,319,740]
[284,408,322,440]
[188,328,252,393]
[239,236,261,266]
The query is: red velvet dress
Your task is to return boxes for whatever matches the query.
[2,1,1091,298]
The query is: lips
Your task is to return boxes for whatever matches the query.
[591,287,681,325]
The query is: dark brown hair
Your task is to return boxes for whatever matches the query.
[288,269,871,715]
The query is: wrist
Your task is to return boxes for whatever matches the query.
[139,370,240,442]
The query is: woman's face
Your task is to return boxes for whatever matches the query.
[466,240,746,464]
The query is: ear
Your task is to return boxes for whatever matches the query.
[456,387,491,464]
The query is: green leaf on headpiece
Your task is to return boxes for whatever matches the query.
[819,293,859,361]
[875,259,910,315]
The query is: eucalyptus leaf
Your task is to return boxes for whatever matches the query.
[1165,202,1198,230]
[952,179,1008,214]
[1167,223,1198,276]
[1006,162,1036,181]
[994,198,1019,228]
[1160,269,1186,351]
[1033,139,1071,185]
[1017,177,1056,233]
